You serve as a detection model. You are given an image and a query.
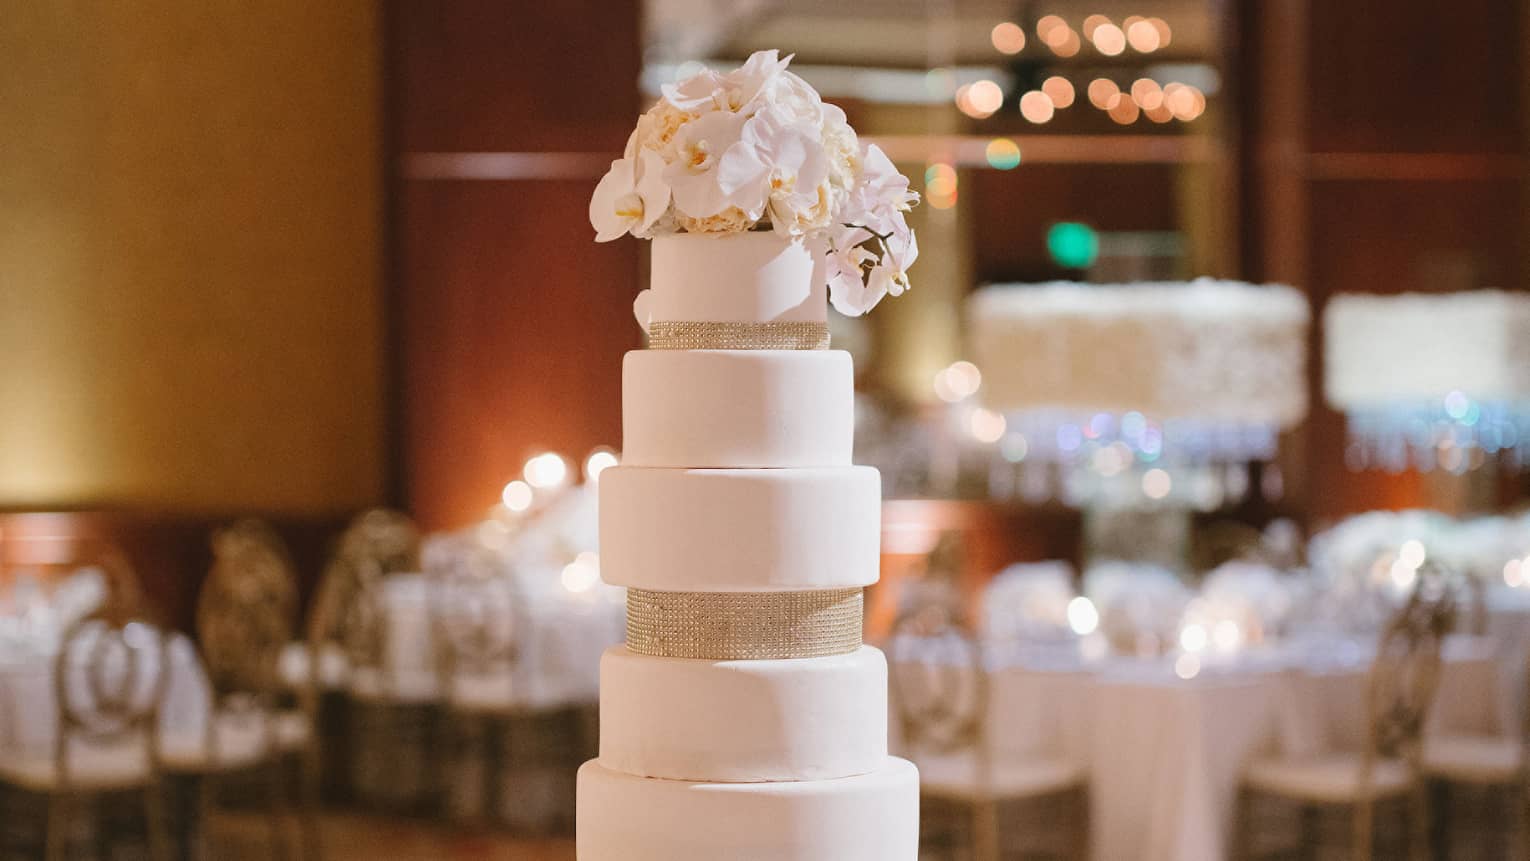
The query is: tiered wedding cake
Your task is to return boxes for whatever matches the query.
[578,52,920,860]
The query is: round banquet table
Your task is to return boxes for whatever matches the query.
[891,635,1507,861]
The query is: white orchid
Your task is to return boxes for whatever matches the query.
[852,143,920,213]
[589,149,670,242]
[591,49,920,315]
[727,106,832,236]
[663,110,765,218]
[662,50,790,115]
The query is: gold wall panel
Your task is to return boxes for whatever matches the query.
[0,1,384,514]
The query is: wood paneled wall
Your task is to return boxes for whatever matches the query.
[0,1,386,516]
[1239,0,1530,520]
[390,1,642,528]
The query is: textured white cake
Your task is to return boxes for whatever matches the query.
[576,232,918,859]
[968,279,1309,425]
[1324,290,1530,408]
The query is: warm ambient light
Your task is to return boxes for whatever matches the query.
[561,551,601,593]
[934,360,982,402]
[991,21,1026,54]
[985,138,1021,170]
[1088,78,1120,110]
[1131,79,1164,110]
[1142,468,1171,499]
[1067,596,1100,635]
[968,408,1007,443]
[925,162,958,209]
[1092,23,1126,56]
[1107,93,1141,125]
[1081,14,1111,39]
[584,448,619,482]
[1019,90,1055,124]
[1126,19,1162,52]
[1175,652,1201,680]
[1036,14,1067,42]
[965,79,1004,116]
[523,451,569,489]
[501,479,533,512]
[1179,623,1208,652]
[1041,76,1076,109]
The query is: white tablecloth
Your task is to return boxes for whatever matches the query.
[290,573,624,711]
[0,631,229,767]
[893,636,1507,861]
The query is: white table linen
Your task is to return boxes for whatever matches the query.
[892,635,1507,861]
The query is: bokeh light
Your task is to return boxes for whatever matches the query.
[984,138,1022,169]
[991,21,1026,54]
[1149,17,1173,47]
[1166,84,1205,120]
[1107,93,1142,124]
[501,479,533,512]
[964,79,1004,118]
[925,162,958,209]
[1088,78,1120,109]
[1046,222,1099,269]
[968,408,1007,443]
[1142,467,1172,499]
[934,360,982,402]
[1081,14,1111,39]
[1131,78,1164,110]
[1092,23,1126,56]
[1127,19,1162,52]
[561,551,601,593]
[1053,27,1082,57]
[1036,14,1067,43]
[1019,90,1055,123]
[584,448,618,482]
[1041,75,1076,108]
[1175,652,1201,680]
[523,451,569,489]
[1067,597,1100,635]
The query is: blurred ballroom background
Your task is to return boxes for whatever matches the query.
[4,1,1530,859]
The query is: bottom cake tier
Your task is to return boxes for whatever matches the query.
[576,757,919,861]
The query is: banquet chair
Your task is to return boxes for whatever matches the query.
[423,537,539,828]
[308,510,439,813]
[890,595,1087,861]
[175,519,321,860]
[1419,640,1527,859]
[0,605,172,861]
[1234,565,1457,861]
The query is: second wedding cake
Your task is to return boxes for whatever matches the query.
[578,52,920,860]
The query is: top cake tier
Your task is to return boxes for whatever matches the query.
[645,233,826,326]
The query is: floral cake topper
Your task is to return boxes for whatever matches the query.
[590,50,919,316]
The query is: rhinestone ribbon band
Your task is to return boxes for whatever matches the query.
[625,588,864,660]
[646,321,830,351]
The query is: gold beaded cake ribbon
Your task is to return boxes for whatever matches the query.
[646,321,830,351]
[625,588,863,660]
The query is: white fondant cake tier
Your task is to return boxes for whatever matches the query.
[576,757,919,861]
[643,233,825,326]
[1324,290,1530,407]
[968,279,1309,426]
[599,466,880,591]
[598,645,888,783]
[622,349,853,468]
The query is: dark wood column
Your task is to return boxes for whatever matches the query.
[387,2,643,528]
